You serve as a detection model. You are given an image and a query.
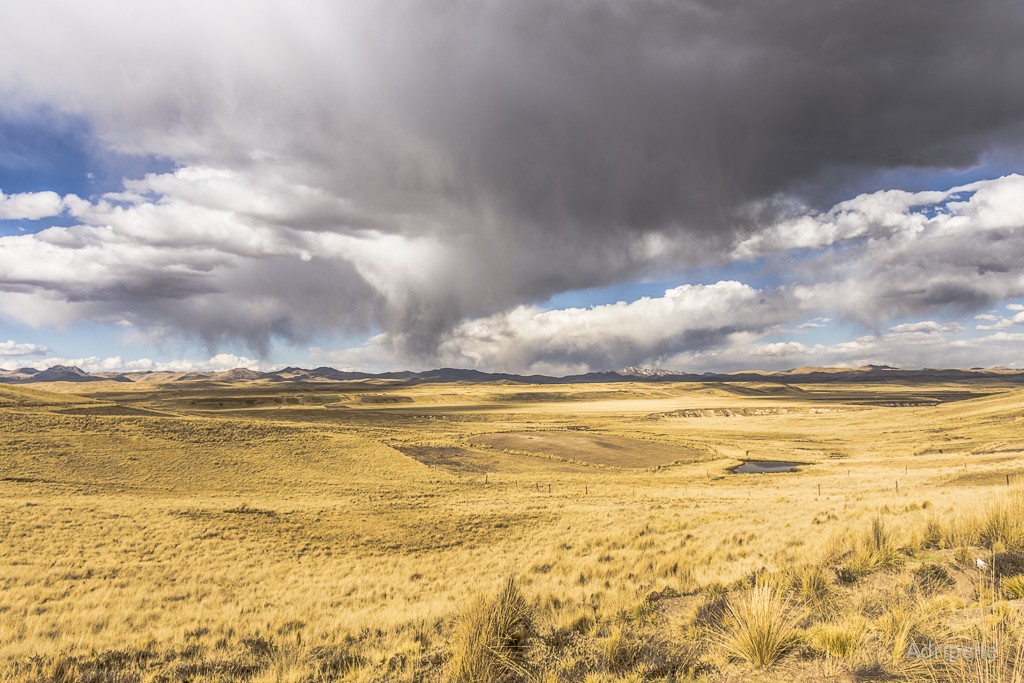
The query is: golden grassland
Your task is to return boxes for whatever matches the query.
[1,377,1024,681]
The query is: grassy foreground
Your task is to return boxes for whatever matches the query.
[1,378,1023,681]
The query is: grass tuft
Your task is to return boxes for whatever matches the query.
[809,616,866,670]
[720,584,801,668]
[842,516,903,578]
[786,563,833,606]
[1004,575,1024,600]
[449,577,533,683]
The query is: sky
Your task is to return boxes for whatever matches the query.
[2,0,1024,375]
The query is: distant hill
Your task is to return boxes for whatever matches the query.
[0,365,131,384]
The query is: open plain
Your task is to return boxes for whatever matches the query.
[2,374,1024,682]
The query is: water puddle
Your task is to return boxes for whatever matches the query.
[731,460,804,474]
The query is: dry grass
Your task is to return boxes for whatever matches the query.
[1,379,1024,681]
[947,491,1024,551]
[922,614,1024,683]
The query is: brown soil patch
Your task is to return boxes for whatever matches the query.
[470,430,707,468]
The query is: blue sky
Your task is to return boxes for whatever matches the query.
[2,2,1024,375]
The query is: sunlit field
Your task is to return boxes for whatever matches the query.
[2,377,1024,682]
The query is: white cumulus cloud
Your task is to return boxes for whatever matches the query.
[0,339,49,357]
[428,281,802,373]
[0,190,66,220]
[0,353,267,374]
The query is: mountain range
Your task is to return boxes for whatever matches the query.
[2,364,1024,385]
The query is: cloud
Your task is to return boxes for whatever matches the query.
[310,335,404,373]
[0,339,49,357]
[0,168,389,351]
[314,280,802,374]
[735,175,1024,260]
[0,189,65,220]
[747,341,823,358]
[775,175,1024,328]
[658,324,1024,373]
[0,353,266,373]
[888,321,963,334]
[2,171,1023,371]
[318,305,1024,373]
[796,317,831,330]
[975,307,1024,330]
[429,281,801,373]
[5,1,1023,226]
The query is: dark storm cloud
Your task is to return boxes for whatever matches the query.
[7,0,1022,231]
[131,257,384,355]
[371,0,1024,233]
[1,0,1023,363]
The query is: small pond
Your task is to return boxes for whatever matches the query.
[731,460,804,474]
